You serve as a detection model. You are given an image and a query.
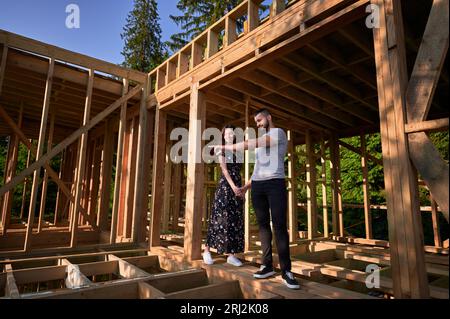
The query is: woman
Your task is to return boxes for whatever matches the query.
[203,125,245,266]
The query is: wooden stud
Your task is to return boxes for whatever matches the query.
[247,0,260,33]
[177,52,190,78]
[0,84,143,198]
[270,0,286,18]
[287,130,298,242]
[162,124,173,234]
[184,82,205,261]
[225,17,237,48]
[110,79,129,243]
[125,117,138,238]
[149,106,167,247]
[244,100,251,251]
[98,120,114,231]
[320,137,329,238]
[361,133,372,239]
[191,42,203,70]
[329,135,343,236]
[372,0,429,298]
[306,130,317,239]
[171,162,182,232]
[37,112,55,232]
[19,142,32,220]
[207,30,219,59]
[430,194,442,248]
[24,57,55,252]
[131,76,150,242]
[1,104,23,234]
[70,69,94,248]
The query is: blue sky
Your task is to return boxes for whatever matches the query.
[0,0,182,64]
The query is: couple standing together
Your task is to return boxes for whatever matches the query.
[203,108,300,290]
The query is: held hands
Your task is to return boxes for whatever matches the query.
[232,185,248,199]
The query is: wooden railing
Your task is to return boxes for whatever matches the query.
[147,0,297,95]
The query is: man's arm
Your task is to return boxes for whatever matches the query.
[222,133,277,152]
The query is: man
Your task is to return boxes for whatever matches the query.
[217,108,300,289]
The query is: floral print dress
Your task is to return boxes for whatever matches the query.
[206,151,244,254]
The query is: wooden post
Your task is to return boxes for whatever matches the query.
[373,0,429,298]
[98,120,114,231]
[287,130,298,242]
[330,134,343,236]
[247,0,260,32]
[430,195,442,248]
[225,17,237,48]
[37,112,55,232]
[162,126,173,234]
[270,0,286,18]
[244,100,251,251]
[110,79,129,244]
[131,76,150,243]
[149,106,167,247]
[172,162,182,232]
[24,58,55,251]
[306,130,317,239]
[320,137,329,238]
[184,82,205,261]
[125,116,138,238]
[70,69,94,248]
[1,105,23,234]
[361,133,372,239]
[207,30,219,59]
[191,42,203,70]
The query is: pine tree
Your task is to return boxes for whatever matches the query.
[167,0,244,53]
[121,0,167,73]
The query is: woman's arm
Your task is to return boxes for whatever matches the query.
[218,154,242,197]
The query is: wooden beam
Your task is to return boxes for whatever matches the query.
[149,106,167,247]
[405,0,449,221]
[184,82,206,261]
[0,44,7,96]
[0,30,147,83]
[338,139,383,166]
[24,57,55,252]
[37,112,55,232]
[131,76,150,243]
[162,127,173,234]
[372,0,429,298]
[361,133,372,239]
[306,130,317,239]
[247,0,260,32]
[70,69,94,248]
[406,0,449,123]
[19,143,32,220]
[107,254,151,279]
[0,84,143,198]
[405,118,449,134]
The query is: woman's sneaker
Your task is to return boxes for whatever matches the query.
[203,251,214,265]
[253,265,276,279]
[282,271,300,289]
[227,255,243,267]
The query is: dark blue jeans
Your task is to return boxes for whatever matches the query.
[251,178,291,272]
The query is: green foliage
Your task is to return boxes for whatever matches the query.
[121,0,167,72]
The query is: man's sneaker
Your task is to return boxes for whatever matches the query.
[227,255,243,267]
[253,265,276,279]
[282,271,300,289]
[203,251,214,265]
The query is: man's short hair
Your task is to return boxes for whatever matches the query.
[254,108,271,117]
